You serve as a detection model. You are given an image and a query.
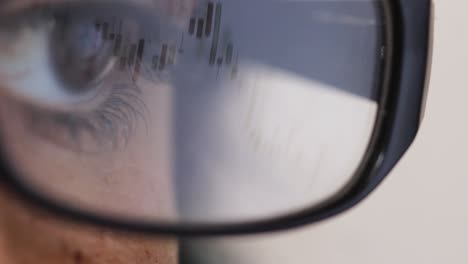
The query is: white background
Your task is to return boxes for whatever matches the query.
[186,1,468,263]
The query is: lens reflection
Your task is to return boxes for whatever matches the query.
[0,0,385,224]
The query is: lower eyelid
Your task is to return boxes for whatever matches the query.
[0,1,183,152]
[17,82,148,154]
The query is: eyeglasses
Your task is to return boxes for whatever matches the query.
[0,0,431,236]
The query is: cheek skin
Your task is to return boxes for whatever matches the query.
[0,188,178,264]
[0,81,177,221]
[0,81,178,263]
[0,0,198,261]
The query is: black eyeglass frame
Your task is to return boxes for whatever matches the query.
[0,0,432,237]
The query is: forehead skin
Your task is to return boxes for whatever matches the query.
[0,189,178,264]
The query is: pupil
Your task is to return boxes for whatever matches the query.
[50,12,114,93]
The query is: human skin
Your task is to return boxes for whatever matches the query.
[0,189,178,264]
[0,77,178,264]
[0,70,179,263]
[0,52,179,264]
[0,0,192,262]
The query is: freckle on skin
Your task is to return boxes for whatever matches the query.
[0,190,178,264]
[73,250,83,264]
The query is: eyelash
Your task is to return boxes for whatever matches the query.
[0,2,157,153]
[25,84,145,154]
[22,83,148,153]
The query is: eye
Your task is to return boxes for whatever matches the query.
[0,2,174,152]
[0,2,158,111]
[51,11,116,95]
[0,0,390,227]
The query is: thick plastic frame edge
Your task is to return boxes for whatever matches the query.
[0,0,431,237]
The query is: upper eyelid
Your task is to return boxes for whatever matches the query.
[0,0,196,18]
[1,0,78,13]
[0,1,171,28]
